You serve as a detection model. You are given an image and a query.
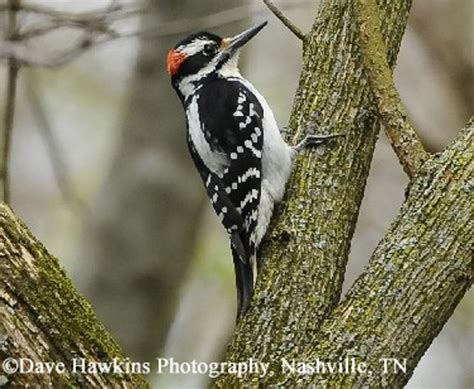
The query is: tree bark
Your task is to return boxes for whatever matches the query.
[216,0,472,387]
[280,121,473,387]
[0,204,148,388]
[218,0,411,379]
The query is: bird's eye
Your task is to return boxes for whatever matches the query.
[203,43,216,56]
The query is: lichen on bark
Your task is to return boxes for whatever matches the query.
[280,120,473,388]
[215,0,472,388]
[217,1,412,386]
[0,204,149,388]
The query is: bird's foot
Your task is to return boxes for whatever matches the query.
[292,133,344,153]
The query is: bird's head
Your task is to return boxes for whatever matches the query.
[167,22,267,97]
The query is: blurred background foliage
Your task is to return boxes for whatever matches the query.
[1,0,472,388]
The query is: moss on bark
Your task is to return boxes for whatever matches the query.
[279,121,473,387]
[217,1,412,386]
[0,204,149,387]
[215,0,472,387]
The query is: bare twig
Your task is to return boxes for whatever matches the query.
[354,0,428,178]
[25,71,84,208]
[0,0,311,67]
[263,0,305,41]
[0,32,99,67]
[19,16,123,41]
[0,0,140,21]
[1,0,20,203]
[17,2,144,40]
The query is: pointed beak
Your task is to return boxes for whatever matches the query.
[221,21,268,53]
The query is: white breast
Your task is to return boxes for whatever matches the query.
[186,96,229,176]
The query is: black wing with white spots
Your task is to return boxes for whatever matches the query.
[186,78,264,318]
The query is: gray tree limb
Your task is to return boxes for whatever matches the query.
[0,204,148,388]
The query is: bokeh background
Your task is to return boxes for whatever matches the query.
[1,0,473,388]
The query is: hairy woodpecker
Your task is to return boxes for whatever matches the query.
[167,22,339,320]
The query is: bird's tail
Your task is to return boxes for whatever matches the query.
[231,232,255,322]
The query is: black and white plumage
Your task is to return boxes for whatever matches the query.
[167,22,338,319]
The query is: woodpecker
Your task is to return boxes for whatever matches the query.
[167,22,339,320]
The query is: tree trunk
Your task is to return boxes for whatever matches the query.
[215,0,472,387]
[0,204,148,388]
[219,0,411,372]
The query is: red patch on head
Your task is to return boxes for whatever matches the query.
[166,49,187,76]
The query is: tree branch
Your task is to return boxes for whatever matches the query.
[0,32,100,67]
[0,0,20,203]
[282,119,473,387]
[0,204,149,387]
[354,0,428,178]
[8,0,140,20]
[263,0,305,40]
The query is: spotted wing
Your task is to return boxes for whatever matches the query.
[197,79,264,258]
[189,79,264,318]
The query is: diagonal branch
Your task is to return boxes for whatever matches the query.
[263,0,305,40]
[285,120,473,387]
[354,0,428,178]
[0,203,149,387]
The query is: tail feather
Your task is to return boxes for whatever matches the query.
[231,232,254,321]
